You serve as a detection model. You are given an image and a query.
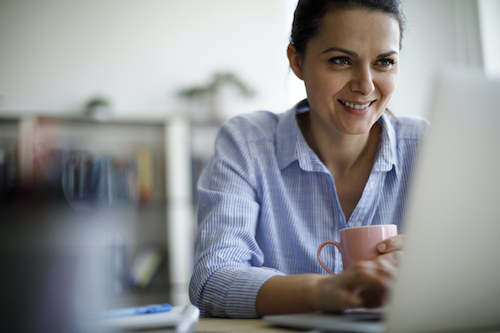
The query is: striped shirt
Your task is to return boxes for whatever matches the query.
[189,100,429,318]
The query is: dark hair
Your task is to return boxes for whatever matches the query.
[290,0,406,55]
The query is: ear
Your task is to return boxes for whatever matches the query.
[287,44,303,80]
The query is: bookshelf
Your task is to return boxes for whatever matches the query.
[0,114,194,308]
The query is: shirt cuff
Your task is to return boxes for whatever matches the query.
[225,266,285,318]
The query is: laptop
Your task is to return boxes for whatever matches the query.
[264,67,500,333]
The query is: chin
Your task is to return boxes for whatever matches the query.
[337,118,379,135]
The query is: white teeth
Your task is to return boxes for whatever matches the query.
[341,100,371,110]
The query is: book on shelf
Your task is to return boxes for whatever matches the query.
[0,144,20,198]
[129,243,165,289]
[136,148,152,205]
[62,151,144,209]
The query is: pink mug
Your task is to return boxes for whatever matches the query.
[317,224,398,275]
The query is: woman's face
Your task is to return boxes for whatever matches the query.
[289,9,400,136]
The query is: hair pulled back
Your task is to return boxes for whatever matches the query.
[290,0,406,55]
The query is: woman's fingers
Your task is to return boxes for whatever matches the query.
[374,234,407,267]
[351,260,398,306]
[346,260,395,289]
[377,234,407,253]
[314,234,407,312]
[317,260,396,311]
[373,250,403,266]
[315,275,363,312]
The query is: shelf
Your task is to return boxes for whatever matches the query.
[0,114,195,306]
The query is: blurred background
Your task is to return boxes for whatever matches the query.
[1,0,498,119]
[0,0,499,330]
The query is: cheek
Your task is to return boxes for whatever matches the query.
[378,72,399,99]
[305,71,347,100]
[303,74,327,102]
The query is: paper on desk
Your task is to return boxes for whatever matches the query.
[101,304,199,332]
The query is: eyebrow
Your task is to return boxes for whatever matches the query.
[321,47,398,58]
[322,47,357,57]
[377,50,399,58]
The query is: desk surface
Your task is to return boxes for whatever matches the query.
[192,318,500,333]
[138,317,500,333]
[133,318,302,333]
[193,318,299,333]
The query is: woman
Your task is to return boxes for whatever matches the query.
[189,0,428,318]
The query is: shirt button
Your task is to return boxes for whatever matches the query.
[369,181,375,188]
[355,221,363,227]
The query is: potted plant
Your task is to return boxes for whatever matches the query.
[178,71,255,122]
[84,96,112,121]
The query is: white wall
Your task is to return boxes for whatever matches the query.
[387,0,483,118]
[0,0,292,120]
[478,0,500,77]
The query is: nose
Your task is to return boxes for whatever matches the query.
[350,65,375,95]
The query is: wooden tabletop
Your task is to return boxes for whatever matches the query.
[193,318,300,333]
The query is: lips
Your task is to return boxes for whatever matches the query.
[338,99,374,110]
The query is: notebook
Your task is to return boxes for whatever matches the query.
[264,67,500,333]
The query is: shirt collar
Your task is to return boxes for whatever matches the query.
[276,100,324,171]
[276,100,398,174]
[374,113,398,174]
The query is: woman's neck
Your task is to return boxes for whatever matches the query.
[297,111,381,179]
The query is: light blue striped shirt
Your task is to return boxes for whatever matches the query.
[189,100,429,318]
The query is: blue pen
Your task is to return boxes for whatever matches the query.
[102,303,173,318]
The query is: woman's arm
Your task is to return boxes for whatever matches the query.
[256,235,405,316]
[256,258,396,316]
[190,114,286,318]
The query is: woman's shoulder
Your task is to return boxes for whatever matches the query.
[387,114,430,141]
[219,110,281,142]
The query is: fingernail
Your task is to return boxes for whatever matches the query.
[377,243,387,252]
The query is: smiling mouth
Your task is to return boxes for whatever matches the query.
[339,100,374,110]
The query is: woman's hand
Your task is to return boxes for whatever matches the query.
[374,234,407,266]
[256,260,397,316]
[312,258,397,312]
[256,235,406,316]
[313,234,407,312]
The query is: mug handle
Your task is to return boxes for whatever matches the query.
[317,240,341,275]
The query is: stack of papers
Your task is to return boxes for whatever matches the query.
[101,304,199,332]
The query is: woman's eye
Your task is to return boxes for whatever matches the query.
[376,59,396,68]
[329,57,350,65]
